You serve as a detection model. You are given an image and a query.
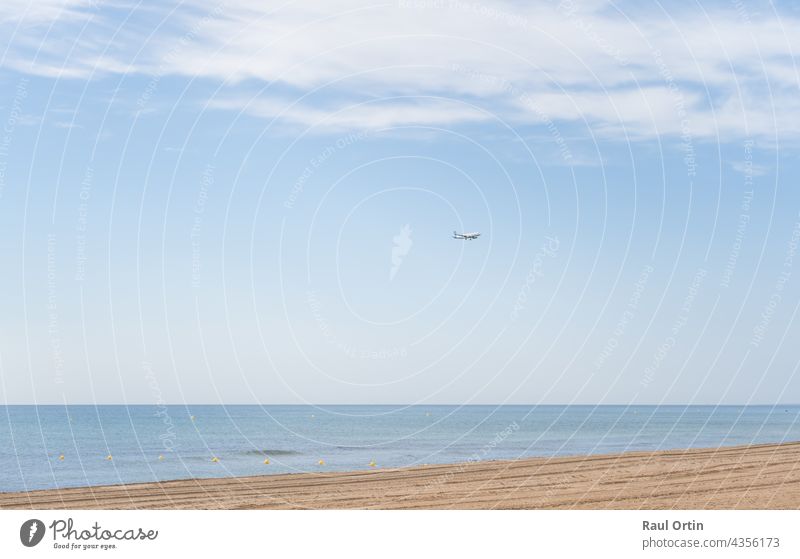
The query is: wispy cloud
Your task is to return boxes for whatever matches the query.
[52,120,83,129]
[731,160,770,176]
[207,95,491,131]
[0,0,96,25]
[2,1,799,140]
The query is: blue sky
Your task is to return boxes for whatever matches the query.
[1,0,800,405]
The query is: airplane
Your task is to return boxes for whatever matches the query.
[453,231,481,240]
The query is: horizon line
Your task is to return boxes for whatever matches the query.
[2,403,798,407]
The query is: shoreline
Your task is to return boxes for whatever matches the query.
[2,441,799,509]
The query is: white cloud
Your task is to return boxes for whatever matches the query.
[2,0,799,139]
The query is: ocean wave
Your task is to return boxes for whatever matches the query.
[241,449,302,456]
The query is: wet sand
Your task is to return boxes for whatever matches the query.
[2,442,799,509]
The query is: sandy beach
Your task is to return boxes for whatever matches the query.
[2,442,799,509]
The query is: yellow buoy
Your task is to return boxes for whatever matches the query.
[158,455,164,461]
[369,460,377,467]
[318,459,325,466]
[58,454,64,461]
[263,458,270,465]
[106,455,113,461]
[211,456,219,462]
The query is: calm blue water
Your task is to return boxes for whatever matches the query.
[1,405,799,492]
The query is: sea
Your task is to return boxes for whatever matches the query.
[1,404,799,493]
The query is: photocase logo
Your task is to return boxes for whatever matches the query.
[390,224,413,281]
[20,519,45,547]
